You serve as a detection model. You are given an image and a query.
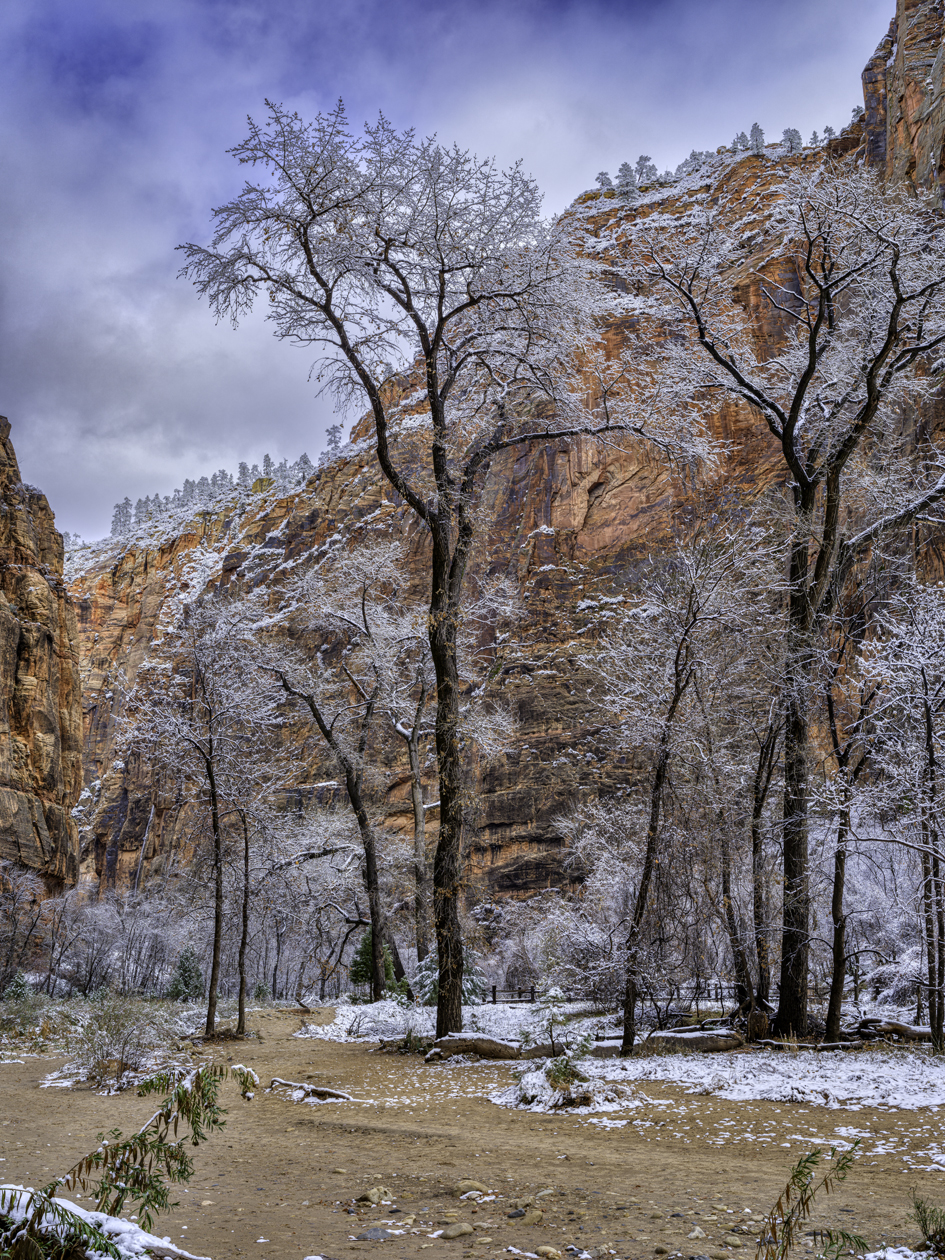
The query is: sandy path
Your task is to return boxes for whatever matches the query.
[0,1009,936,1258]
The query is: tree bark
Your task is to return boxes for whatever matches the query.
[824,802,850,1043]
[720,827,755,1008]
[774,542,813,1038]
[428,529,465,1037]
[750,728,777,1008]
[204,756,224,1036]
[405,691,433,963]
[236,809,251,1036]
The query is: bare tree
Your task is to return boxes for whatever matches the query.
[619,161,945,1034]
[123,594,281,1034]
[180,103,698,1032]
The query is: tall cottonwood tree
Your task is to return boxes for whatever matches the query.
[180,103,683,1032]
[621,161,945,1034]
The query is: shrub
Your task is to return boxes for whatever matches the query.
[68,992,176,1089]
[167,947,204,1001]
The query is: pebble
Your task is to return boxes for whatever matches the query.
[536,1249,562,1259]
[519,1209,544,1226]
[688,1227,708,1239]
[333,1168,348,1174]
[355,1228,395,1241]
[442,1223,474,1239]
[654,1248,669,1256]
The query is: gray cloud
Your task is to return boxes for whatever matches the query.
[0,0,892,537]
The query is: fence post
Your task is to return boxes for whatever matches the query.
[492,985,497,1005]
[530,986,536,1003]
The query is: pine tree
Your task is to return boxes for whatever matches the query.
[595,171,613,191]
[809,130,821,147]
[824,125,837,141]
[325,424,343,453]
[167,947,204,1000]
[782,127,803,154]
[851,104,865,122]
[349,930,394,991]
[634,154,657,184]
[733,131,750,151]
[238,461,251,486]
[615,161,637,196]
[110,497,132,536]
[262,453,274,477]
[749,122,765,155]
[133,498,146,525]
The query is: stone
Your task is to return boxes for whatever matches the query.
[536,1249,562,1259]
[688,1227,708,1240]
[442,1223,474,1239]
[723,1237,744,1249]
[355,1229,395,1241]
[357,1188,395,1205]
[455,1180,492,1196]
[654,1249,669,1256]
[520,1209,544,1226]
[333,1168,348,1174]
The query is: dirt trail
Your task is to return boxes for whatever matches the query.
[0,1009,935,1258]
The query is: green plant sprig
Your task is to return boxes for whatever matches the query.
[0,1063,256,1258]
[756,1140,862,1260]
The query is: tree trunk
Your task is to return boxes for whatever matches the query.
[428,527,465,1037]
[824,802,850,1043]
[720,826,754,1008]
[621,738,671,1055]
[204,758,224,1036]
[750,728,777,1007]
[408,730,433,963]
[774,569,813,1038]
[236,810,250,1036]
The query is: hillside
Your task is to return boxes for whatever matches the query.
[47,0,945,899]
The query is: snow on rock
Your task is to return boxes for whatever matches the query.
[0,1185,210,1259]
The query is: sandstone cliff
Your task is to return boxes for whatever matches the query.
[65,0,945,900]
[863,0,945,193]
[0,418,81,885]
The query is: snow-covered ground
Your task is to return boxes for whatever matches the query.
[595,1047,945,1111]
[296,997,612,1047]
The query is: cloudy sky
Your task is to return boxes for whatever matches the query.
[1,0,892,538]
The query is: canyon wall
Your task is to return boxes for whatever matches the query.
[65,143,792,900]
[64,0,945,901]
[863,0,945,193]
[0,419,81,885]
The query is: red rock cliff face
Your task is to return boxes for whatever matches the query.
[863,0,945,192]
[66,0,945,899]
[0,419,82,885]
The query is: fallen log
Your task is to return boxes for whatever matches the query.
[428,1034,522,1060]
[268,1077,354,1100]
[845,1019,932,1042]
[645,1028,744,1053]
